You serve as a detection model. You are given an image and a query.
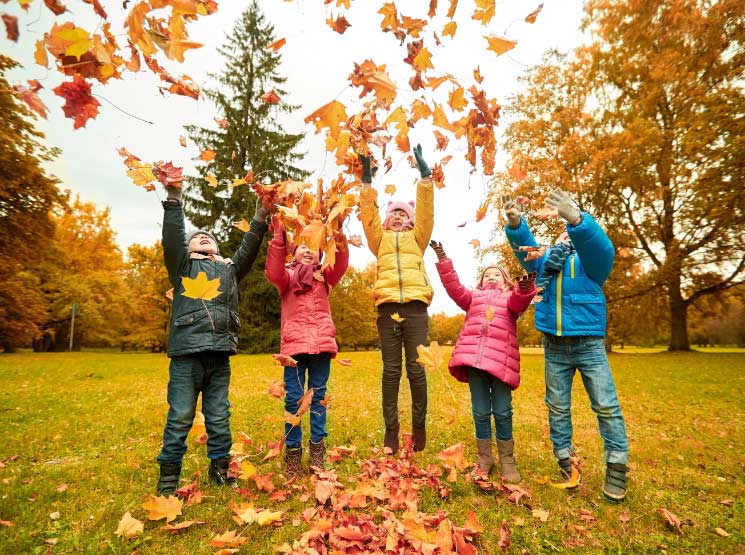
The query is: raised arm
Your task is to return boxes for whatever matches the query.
[502,194,545,274]
[323,231,349,287]
[412,144,434,251]
[264,216,291,295]
[431,242,472,312]
[161,190,188,286]
[507,272,537,316]
[358,185,383,257]
[232,203,269,282]
[566,213,615,285]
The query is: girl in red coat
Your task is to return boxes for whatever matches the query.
[265,216,349,478]
[431,241,536,482]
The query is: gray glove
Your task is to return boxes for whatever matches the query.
[165,185,182,202]
[545,189,581,224]
[501,194,521,228]
[429,240,446,260]
[254,199,269,223]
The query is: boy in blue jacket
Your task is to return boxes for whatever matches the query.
[156,184,268,496]
[503,189,629,501]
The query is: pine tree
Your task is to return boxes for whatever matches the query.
[183,1,308,353]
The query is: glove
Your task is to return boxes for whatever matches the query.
[413,144,431,178]
[358,154,374,184]
[501,194,521,228]
[545,189,581,224]
[429,240,446,260]
[254,199,269,223]
[515,272,537,292]
[165,185,182,202]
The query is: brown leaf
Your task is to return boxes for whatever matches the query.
[714,527,730,538]
[498,518,510,550]
[326,14,351,34]
[161,520,205,534]
[115,512,143,539]
[2,14,18,42]
[658,508,683,533]
[532,508,549,522]
[525,3,544,24]
[273,354,298,367]
[268,381,286,398]
[43,0,67,15]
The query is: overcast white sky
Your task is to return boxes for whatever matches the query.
[4,0,586,314]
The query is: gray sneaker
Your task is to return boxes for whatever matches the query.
[603,463,628,500]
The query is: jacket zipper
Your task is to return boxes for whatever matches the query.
[556,269,563,336]
[396,232,404,303]
[475,288,494,368]
[570,255,575,279]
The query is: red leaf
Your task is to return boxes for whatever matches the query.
[261,90,281,104]
[43,0,67,15]
[2,14,19,42]
[82,0,107,19]
[53,75,100,129]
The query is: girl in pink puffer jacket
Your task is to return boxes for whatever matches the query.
[430,240,536,482]
[265,216,349,478]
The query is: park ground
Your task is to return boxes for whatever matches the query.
[0,349,743,554]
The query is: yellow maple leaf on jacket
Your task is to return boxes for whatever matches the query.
[182,272,221,301]
[416,341,444,372]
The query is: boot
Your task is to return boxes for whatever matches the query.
[475,439,494,475]
[156,463,181,496]
[285,447,302,479]
[309,439,326,472]
[412,426,426,452]
[208,457,237,488]
[603,463,629,501]
[496,439,521,483]
[384,427,400,455]
[557,458,580,489]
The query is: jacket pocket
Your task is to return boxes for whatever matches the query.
[569,293,604,305]
[174,309,209,327]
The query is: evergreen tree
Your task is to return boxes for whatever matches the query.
[183,1,308,353]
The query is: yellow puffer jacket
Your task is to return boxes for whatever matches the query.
[359,179,434,306]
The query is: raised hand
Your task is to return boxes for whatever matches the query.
[429,240,446,260]
[413,144,431,178]
[515,271,537,292]
[501,194,522,228]
[165,184,182,202]
[545,189,581,225]
[254,199,269,223]
[358,154,374,184]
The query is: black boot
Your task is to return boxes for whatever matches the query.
[156,463,181,497]
[384,426,400,455]
[412,426,426,452]
[209,457,236,488]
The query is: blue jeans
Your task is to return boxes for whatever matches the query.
[543,335,628,464]
[468,367,513,441]
[157,352,232,464]
[284,353,331,448]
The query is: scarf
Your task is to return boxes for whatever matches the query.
[536,242,573,293]
[290,262,322,294]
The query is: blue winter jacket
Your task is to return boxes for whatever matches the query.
[505,213,614,337]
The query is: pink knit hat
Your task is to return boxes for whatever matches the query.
[478,264,513,289]
[383,200,415,230]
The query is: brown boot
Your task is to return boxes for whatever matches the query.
[412,427,426,452]
[309,439,326,472]
[384,426,399,454]
[285,447,302,479]
[496,439,521,483]
[475,439,494,475]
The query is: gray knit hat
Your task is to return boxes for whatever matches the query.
[186,229,220,253]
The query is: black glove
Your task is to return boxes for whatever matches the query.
[359,154,374,184]
[515,272,537,292]
[429,240,446,260]
[413,144,431,178]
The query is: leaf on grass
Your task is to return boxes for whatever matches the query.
[115,512,144,539]
[263,439,284,461]
[550,463,580,489]
[239,460,257,480]
[417,341,444,372]
[658,508,683,533]
[141,495,183,523]
[619,510,631,523]
[532,508,549,522]
[484,35,517,56]
[181,272,221,301]
[714,528,730,538]
[336,358,352,367]
[211,530,247,548]
[498,519,510,550]
[161,520,204,533]
[463,510,484,533]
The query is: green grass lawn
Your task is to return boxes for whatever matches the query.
[0,349,743,554]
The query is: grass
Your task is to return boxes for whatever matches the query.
[0,349,743,554]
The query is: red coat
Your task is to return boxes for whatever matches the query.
[436,258,536,389]
[265,236,348,358]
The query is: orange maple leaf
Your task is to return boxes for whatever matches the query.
[305,100,349,140]
[416,341,444,372]
[141,495,183,523]
[378,2,398,30]
[53,75,100,129]
[261,90,281,104]
[266,37,286,51]
[475,200,489,222]
[446,0,458,18]
[525,3,544,24]
[210,530,247,548]
[295,388,315,418]
[200,149,216,162]
[484,35,517,56]
[272,353,298,367]
[326,14,351,34]
[442,21,457,38]
[472,0,495,24]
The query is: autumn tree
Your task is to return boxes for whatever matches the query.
[329,263,378,351]
[35,197,127,351]
[488,0,745,350]
[122,242,171,352]
[0,55,61,352]
[183,1,308,353]
[428,313,465,346]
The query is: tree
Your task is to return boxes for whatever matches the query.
[329,263,378,351]
[488,0,745,350]
[428,312,465,346]
[0,55,61,351]
[182,1,309,353]
[122,242,171,352]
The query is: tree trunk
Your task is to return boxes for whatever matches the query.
[668,287,691,351]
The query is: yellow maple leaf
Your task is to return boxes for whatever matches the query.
[239,460,256,480]
[385,105,410,152]
[211,530,247,548]
[233,219,249,232]
[448,86,467,112]
[472,0,495,24]
[229,177,247,188]
[305,100,349,140]
[54,25,91,60]
[442,21,457,38]
[378,2,398,30]
[484,34,517,56]
[385,184,397,195]
[181,272,222,301]
[432,103,453,132]
[200,149,216,162]
[205,174,218,188]
[550,463,581,489]
[412,47,434,73]
[126,163,156,187]
[416,341,444,372]
[34,40,48,67]
[141,495,183,523]
[115,512,144,539]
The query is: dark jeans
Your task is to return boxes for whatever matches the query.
[284,353,331,448]
[157,352,232,464]
[376,301,429,430]
[467,367,513,441]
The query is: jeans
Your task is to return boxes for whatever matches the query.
[376,301,429,431]
[543,334,628,464]
[157,352,232,464]
[284,353,331,448]
[467,367,513,441]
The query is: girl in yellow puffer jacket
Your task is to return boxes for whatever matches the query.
[358,144,434,454]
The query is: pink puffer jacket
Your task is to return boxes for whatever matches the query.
[265,235,348,358]
[436,258,536,389]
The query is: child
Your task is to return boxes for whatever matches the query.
[431,241,536,482]
[503,189,629,500]
[358,145,434,454]
[265,215,349,478]
[156,184,269,496]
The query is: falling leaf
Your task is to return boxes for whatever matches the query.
[378,2,398,30]
[305,100,349,140]
[82,0,106,18]
[268,381,286,398]
[349,60,397,103]
[229,177,247,188]
[2,14,18,41]
[214,117,230,128]
[261,90,281,104]
[385,184,397,195]
[442,21,457,38]
[484,35,517,56]
[285,411,302,427]
[658,508,683,533]
[448,87,467,112]
[326,14,351,34]
[263,439,284,461]
[475,201,488,222]
[473,66,483,84]
[141,495,183,523]
[200,149,216,162]
[205,174,218,188]
[43,0,67,14]
[347,235,363,247]
[266,38,286,51]
[13,80,48,119]
[233,219,249,233]
[336,358,352,367]
[178,135,187,147]
[525,3,544,23]
[181,272,222,301]
[211,530,247,548]
[417,341,444,372]
[714,528,730,538]
[532,508,549,522]
[472,0,495,24]
[390,312,405,322]
[272,354,298,367]
[412,47,434,73]
[53,75,100,129]
[161,520,205,534]
[469,239,480,248]
[153,161,183,187]
[319,395,330,407]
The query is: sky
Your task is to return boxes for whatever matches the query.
[4,0,586,314]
